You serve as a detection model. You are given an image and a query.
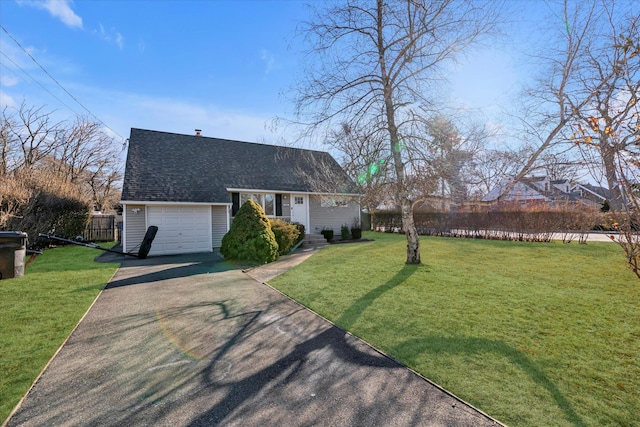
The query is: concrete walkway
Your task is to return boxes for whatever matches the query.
[7,248,502,427]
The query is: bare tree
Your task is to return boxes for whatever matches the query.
[0,106,14,176]
[571,12,640,277]
[503,0,637,199]
[325,122,394,223]
[0,102,121,237]
[506,0,640,277]
[466,147,529,199]
[293,0,501,263]
[537,151,583,182]
[1,101,63,173]
[571,12,639,209]
[51,116,122,210]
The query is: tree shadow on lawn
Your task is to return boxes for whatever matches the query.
[328,262,586,426]
[389,336,587,427]
[336,263,421,329]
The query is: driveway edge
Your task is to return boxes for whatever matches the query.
[2,266,121,427]
[255,277,508,427]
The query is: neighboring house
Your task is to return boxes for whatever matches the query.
[482,176,609,207]
[571,182,612,206]
[120,128,360,256]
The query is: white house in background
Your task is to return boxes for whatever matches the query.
[120,128,360,256]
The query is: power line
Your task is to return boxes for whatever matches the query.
[0,24,125,141]
[0,51,78,113]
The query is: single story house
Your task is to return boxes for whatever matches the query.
[120,128,360,256]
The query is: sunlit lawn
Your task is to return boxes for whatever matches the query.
[270,232,639,427]
[0,245,119,423]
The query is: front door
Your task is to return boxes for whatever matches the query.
[290,194,309,231]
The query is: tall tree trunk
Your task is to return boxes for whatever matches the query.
[600,139,623,210]
[377,0,420,264]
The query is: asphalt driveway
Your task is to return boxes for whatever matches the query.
[7,251,501,426]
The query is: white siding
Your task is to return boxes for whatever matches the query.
[211,206,228,248]
[124,205,146,253]
[308,196,360,234]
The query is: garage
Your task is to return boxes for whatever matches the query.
[146,206,212,256]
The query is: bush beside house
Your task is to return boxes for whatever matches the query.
[321,228,334,242]
[270,219,301,255]
[341,224,350,240]
[350,225,362,239]
[293,222,305,244]
[221,200,279,263]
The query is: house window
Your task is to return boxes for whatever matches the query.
[264,194,275,216]
[239,193,276,216]
[294,196,304,205]
[321,196,349,208]
[240,193,261,206]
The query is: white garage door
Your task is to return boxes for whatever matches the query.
[147,206,212,255]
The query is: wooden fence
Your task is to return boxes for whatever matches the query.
[83,215,120,242]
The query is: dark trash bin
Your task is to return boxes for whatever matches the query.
[0,231,28,280]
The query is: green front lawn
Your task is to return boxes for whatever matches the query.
[270,232,639,427]
[0,245,119,423]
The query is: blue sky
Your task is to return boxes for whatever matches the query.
[0,0,548,149]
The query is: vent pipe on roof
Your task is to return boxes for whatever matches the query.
[195,129,202,136]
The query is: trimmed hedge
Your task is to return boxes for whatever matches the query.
[371,205,607,242]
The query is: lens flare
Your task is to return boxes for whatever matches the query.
[156,307,202,361]
[394,140,406,153]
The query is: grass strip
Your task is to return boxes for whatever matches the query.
[0,245,119,423]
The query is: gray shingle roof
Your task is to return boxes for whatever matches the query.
[121,128,358,203]
[577,183,611,201]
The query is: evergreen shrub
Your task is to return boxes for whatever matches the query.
[221,200,279,263]
[350,226,362,239]
[321,228,334,241]
[341,224,350,240]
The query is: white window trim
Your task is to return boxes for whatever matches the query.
[239,192,277,217]
[320,195,351,208]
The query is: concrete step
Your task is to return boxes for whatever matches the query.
[303,233,329,249]
[304,233,328,243]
